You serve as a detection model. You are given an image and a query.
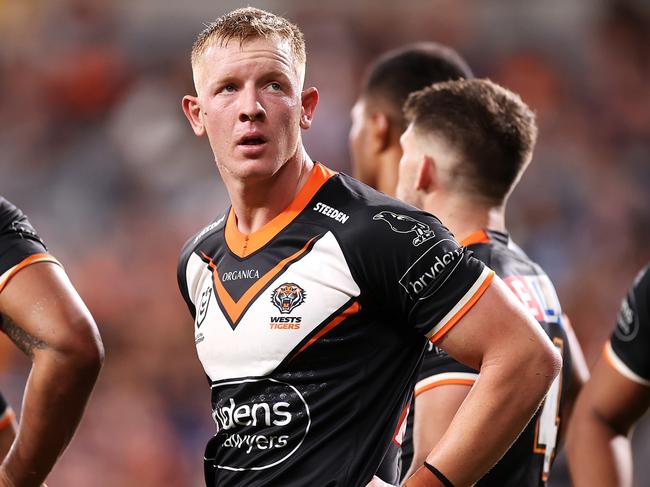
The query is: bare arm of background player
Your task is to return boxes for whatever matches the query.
[0,262,103,487]
[566,354,650,487]
[401,275,562,487]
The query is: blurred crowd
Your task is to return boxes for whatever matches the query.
[0,0,648,485]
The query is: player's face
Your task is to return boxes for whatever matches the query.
[396,124,424,207]
[184,36,317,182]
[348,98,377,188]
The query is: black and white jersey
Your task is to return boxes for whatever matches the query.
[604,263,650,388]
[177,163,494,487]
[0,196,58,295]
[404,230,571,487]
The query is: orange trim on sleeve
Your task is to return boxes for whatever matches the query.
[0,408,15,430]
[202,236,319,326]
[429,270,495,343]
[290,300,360,361]
[0,253,61,294]
[225,163,336,258]
[459,229,491,247]
[414,378,476,397]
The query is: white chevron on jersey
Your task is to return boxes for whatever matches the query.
[188,231,361,382]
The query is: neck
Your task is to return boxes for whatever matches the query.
[422,192,506,242]
[375,144,403,197]
[226,149,314,234]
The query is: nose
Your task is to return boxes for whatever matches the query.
[239,85,266,123]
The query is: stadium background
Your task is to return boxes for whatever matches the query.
[0,0,648,485]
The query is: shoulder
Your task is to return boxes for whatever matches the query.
[177,212,228,308]
[0,196,57,293]
[318,173,450,245]
[178,212,228,267]
[630,263,650,305]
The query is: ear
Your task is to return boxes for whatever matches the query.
[370,112,391,153]
[182,95,206,137]
[415,155,436,192]
[300,87,319,129]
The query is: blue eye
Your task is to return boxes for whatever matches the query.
[269,82,281,91]
[221,84,235,93]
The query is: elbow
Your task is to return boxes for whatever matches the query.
[536,340,563,389]
[52,315,105,378]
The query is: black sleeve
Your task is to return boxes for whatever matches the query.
[609,263,650,385]
[345,204,492,341]
[0,197,49,275]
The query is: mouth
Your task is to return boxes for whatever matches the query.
[237,134,267,146]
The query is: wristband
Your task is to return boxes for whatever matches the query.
[423,462,455,487]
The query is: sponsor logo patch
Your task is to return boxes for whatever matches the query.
[271,283,306,314]
[313,202,349,224]
[614,294,639,342]
[221,269,260,282]
[193,215,225,244]
[399,243,465,298]
[372,211,435,246]
[211,378,311,471]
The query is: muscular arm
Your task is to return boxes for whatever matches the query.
[0,262,104,487]
[566,355,650,487]
[403,276,562,487]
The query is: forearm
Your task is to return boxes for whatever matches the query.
[567,411,632,487]
[0,348,101,486]
[413,358,557,486]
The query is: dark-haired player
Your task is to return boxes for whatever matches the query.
[350,42,473,197]
[395,79,588,486]
[567,263,650,487]
[350,43,476,478]
[0,196,103,486]
[179,8,561,487]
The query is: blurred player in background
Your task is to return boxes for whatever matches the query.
[567,263,650,487]
[0,196,104,486]
[179,7,561,487]
[395,79,588,486]
[351,44,476,477]
[349,43,473,197]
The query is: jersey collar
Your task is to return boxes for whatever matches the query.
[225,162,336,258]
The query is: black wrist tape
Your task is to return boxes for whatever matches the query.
[423,461,455,487]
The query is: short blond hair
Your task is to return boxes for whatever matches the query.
[191,7,306,68]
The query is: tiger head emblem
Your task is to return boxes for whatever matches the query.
[271,283,306,314]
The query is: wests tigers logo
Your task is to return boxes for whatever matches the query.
[271,283,306,314]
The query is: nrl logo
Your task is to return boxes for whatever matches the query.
[373,211,435,246]
[271,283,306,314]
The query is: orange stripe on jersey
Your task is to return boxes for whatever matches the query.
[459,229,491,247]
[202,236,319,325]
[290,300,360,361]
[0,408,15,430]
[225,163,336,258]
[429,270,495,343]
[415,378,476,397]
[0,253,61,294]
